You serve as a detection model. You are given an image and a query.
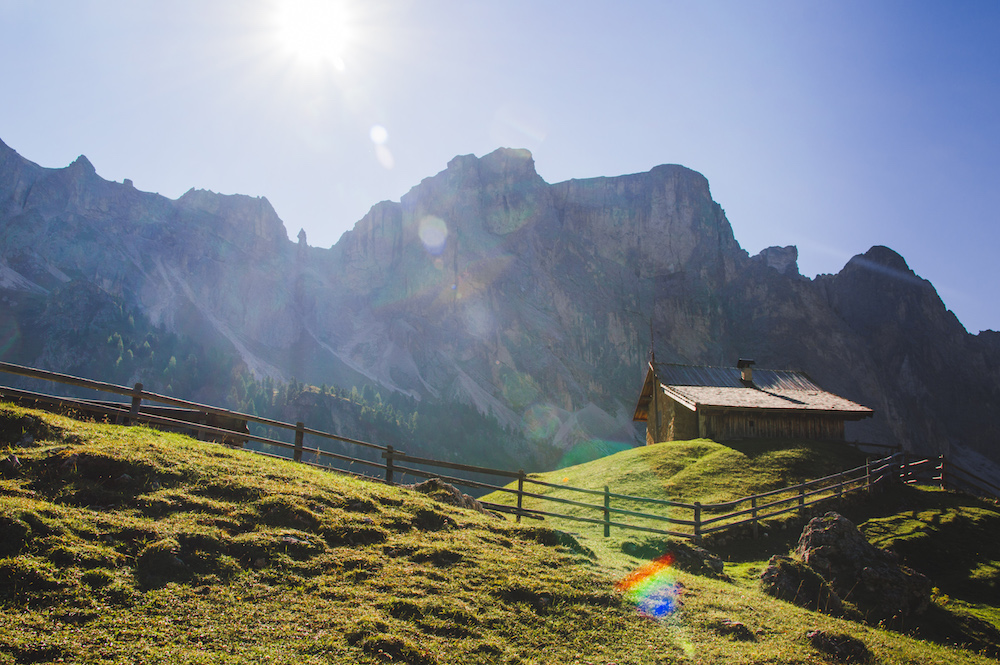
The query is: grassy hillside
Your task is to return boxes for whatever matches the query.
[486,437,1000,657]
[482,438,874,552]
[2,403,999,664]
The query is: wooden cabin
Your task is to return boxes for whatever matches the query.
[632,360,873,445]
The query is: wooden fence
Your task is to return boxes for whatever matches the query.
[2,361,998,544]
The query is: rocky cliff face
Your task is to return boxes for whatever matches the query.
[1,137,997,468]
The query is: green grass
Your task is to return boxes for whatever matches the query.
[482,438,875,560]
[483,436,1000,657]
[2,403,999,663]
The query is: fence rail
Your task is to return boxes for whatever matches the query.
[2,361,997,544]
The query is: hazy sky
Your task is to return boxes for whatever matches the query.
[2,1,998,333]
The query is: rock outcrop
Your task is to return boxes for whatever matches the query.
[408,478,494,516]
[761,512,930,624]
[760,554,852,617]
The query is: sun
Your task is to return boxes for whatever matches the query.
[272,0,353,69]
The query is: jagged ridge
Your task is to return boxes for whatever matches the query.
[1,138,998,473]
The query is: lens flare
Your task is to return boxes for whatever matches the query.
[616,554,682,619]
[418,216,448,255]
[273,0,352,67]
[374,144,395,169]
[522,403,561,442]
[557,439,632,468]
[369,124,388,144]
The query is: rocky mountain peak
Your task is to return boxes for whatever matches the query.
[68,154,96,176]
[754,245,801,276]
[0,136,11,152]
[847,245,914,276]
[445,147,537,176]
[3,136,1000,475]
[177,188,287,247]
[477,146,538,176]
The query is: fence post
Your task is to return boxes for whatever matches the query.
[900,452,910,485]
[126,382,143,425]
[885,452,898,487]
[837,472,845,498]
[603,485,611,538]
[866,458,872,494]
[516,470,525,524]
[293,422,304,463]
[751,495,759,540]
[798,484,805,518]
[694,502,702,542]
[938,454,946,490]
[385,445,394,485]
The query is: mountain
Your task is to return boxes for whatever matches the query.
[1,137,998,470]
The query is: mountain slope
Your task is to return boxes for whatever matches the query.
[1,137,998,470]
[2,403,999,664]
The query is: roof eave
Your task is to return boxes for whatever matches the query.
[698,405,875,419]
[631,362,657,422]
[661,385,698,411]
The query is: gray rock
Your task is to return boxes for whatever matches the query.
[806,629,872,662]
[1,454,21,476]
[712,618,756,641]
[760,554,851,617]
[409,478,495,517]
[620,537,727,579]
[754,245,801,276]
[795,512,930,623]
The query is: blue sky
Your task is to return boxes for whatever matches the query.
[2,0,998,332]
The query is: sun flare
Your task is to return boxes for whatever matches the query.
[273,0,352,69]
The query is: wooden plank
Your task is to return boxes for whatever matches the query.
[700,456,894,509]
[516,487,696,527]
[479,502,544,520]
[513,506,693,539]
[385,451,522,479]
[702,483,869,530]
[1,361,388,452]
[526,477,696,509]
[386,464,516,494]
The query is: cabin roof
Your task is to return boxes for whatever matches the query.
[633,362,873,421]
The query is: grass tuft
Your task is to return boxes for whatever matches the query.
[1,402,999,664]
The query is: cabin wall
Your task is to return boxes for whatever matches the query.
[646,390,698,444]
[646,387,667,445]
[702,410,846,441]
[669,400,700,441]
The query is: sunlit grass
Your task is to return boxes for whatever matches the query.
[482,437,873,544]
[1,402,998,663]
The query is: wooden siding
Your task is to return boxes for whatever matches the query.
[646,385,667,445]
[701,410,845,441]
[646,390,699,444]
[647,391,850,445]
[669,399,699,441]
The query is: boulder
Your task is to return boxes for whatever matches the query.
[760,554,852,618]
[794,512,930,623]
[806,629,872,663]
[621,537,727,579]
[409,478,495,517]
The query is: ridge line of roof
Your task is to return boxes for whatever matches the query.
[652,361,806,374]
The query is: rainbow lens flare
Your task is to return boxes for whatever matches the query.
[615,554,681,619]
